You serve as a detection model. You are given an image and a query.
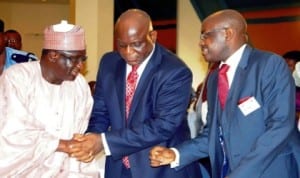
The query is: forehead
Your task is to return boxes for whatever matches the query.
[285,58,298,62]
[5,32,21,39]
[202,20,215,32]
[116,22,148,42]
[6,32,19,36]
[58,50,86,56]
[202,14,224,31]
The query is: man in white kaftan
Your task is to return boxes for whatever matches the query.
[0,21,100,177]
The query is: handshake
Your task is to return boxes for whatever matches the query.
[58,133,104,163]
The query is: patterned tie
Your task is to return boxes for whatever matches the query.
[123,65,139,169]
[218,64,230,109]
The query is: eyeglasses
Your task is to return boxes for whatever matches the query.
[7,39,21,44]
[200,27,228,40]
[57,51,87,65]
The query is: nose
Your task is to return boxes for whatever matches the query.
[125,45,134,54]
[199,40,205,48]
[75,60,84,70]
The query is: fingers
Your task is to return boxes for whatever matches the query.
[150,146,165,154]
[73,133,85,141]
[82,153,95,163]
[149,154,170,167]
[150,159,162,167]
[71,150,95,163]
[149,146,167,167]
[69,139,95,162]
[149,153,167,167]
[149,146,175,167]
[84,133,104,155]
[68,133,103,162]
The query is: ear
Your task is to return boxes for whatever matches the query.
[47,50,59,63]
[224,28,234,41]
[149,30,157,43]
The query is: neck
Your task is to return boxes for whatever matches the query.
[40,60,62,85]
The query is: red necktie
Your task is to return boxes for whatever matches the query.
[123,65,139,169]
[218,64,230,109]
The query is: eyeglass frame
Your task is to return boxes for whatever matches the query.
[200,27,228,40]
[7,39,21,44]
[56,51,87,65]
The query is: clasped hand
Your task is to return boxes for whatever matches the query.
[67,133,103,163]
[149,146,176,167]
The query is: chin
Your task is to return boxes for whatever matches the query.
[66,75,77,81]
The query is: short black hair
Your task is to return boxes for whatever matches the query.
[0,19,4,32]
[5,29,20,34]
[283,50,300,62]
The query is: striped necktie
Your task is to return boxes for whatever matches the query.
[123,65,139,169]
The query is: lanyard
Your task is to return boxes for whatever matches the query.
[218,125,229,178]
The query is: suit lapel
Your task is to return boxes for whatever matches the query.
[223,45,252,130]
[207,46,254,176]
[127,45,162,123]
[225,45,253,119]
[115,59,127,123]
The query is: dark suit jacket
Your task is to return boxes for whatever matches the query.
[176,45,300,178]
[87,44,202,178]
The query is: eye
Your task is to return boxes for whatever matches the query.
[131,41,143,48]
[79,56,87,62]
[118,42,127,48]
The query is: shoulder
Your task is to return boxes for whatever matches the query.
[2,62,40,88]
[98,51,122,68]
[249,47,284,65]
[5,61,39,77]
[6,47,38,62]
[155,44,192,74]
[100,51,120,64]
[242,46,287,72]
[247,47,291,83]
[98,51,124,74]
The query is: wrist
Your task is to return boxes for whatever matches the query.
[57,139,68,153]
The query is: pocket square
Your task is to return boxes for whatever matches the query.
[238,96,261,116]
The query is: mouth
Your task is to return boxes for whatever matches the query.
[201,47,208,56]
[70,67,80,77]
[201,46,208,55]
[126,57,140,65]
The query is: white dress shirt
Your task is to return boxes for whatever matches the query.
[171,44,247,168]
[101,45,155,155]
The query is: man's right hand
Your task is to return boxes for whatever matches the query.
[68,133,104,163]
[149,146,176,167]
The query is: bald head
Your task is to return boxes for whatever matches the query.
[115,9,153,35]
[199,9,248,62]
[114,9,157,66]
[204,9,248,43]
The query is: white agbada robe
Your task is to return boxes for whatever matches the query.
[0,61,99,177]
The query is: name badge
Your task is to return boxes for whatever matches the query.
[238,96,260,116]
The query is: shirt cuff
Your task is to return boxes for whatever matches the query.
[101,133,111,156]
[170,147,180,168]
